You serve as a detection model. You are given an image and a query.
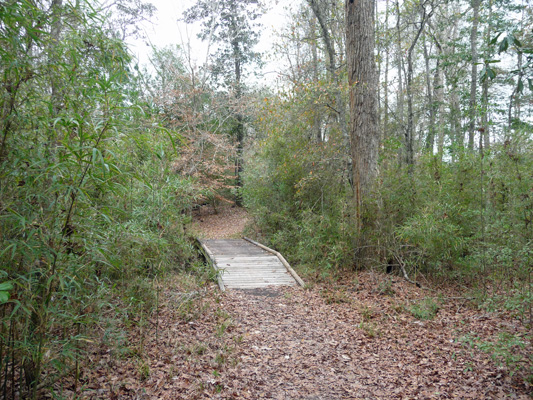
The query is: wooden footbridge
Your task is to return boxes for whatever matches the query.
[198,238,304,291]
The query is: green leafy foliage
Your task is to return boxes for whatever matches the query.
[375,141,533,283]
[0,282,13,304]
[409,298,440,320]
[243,92,355,272]
[461,332,533,383]
[0,1,200,396]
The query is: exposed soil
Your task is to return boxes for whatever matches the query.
[58,206,532,399]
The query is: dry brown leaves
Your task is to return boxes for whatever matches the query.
[57,271,531,399]
[191,203,249,239]
[53,208,531,399]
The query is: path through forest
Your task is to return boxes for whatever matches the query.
[71,205,531,399]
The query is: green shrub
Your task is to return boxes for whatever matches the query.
[243,105,356,271]
[409,298,440,320]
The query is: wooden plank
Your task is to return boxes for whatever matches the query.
[221,275,294,280]
[220,269,291,274]
[223,279,295,284]
[221,268,289,272]
[199,238,302,290]
[220,272,294,278]
[243,237,305,287]
[226,283,295,288]
[221,270,291,274]
[214,257,280,262]
[216,261,283,265]
[220,272,289,275]
[220,269,289,273]
[221,272,285,276]
[224,280,292,283]
[216,260,282,265]
[217,264,284,269]
[221,268,286,271]
[223,276,295,280]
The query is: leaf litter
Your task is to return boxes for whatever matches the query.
[53,206,531,399]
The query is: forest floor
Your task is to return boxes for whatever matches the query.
[190,202,249,239]
[61,204,532,399]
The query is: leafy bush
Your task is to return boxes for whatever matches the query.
[0,3,200,397]
[409,298,440,320]
[243,96,356,271]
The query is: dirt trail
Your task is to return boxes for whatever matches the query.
[191,203,249,239]
[72,206,531,399]
[210,283,529,399]
[80,278,530,399]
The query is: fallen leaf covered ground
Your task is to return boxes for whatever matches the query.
[57,206,532,399]
[191,203,249,239]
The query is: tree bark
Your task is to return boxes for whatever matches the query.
[406,1,430,170]
[375,0,381,139]
[50,0,64,117]
[443,11,462,160]
[435,59,445,159]
[481,0,492,152]
[384,0,389,136]
[428,21,445,160]
[346,0,378,222]
[230,9,244,205]
[310,15,322,142]
[507,51,523,135]
[395,0,405,161]
[423,32,435,153]
[468,0,480,151]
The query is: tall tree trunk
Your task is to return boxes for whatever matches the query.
[48,0,63,152]
[444,13,462,160]
[395,0,405,162]
[468,0,480,151]
[50,0,63,116]
[508,51,523,135]
[514,51,523,122]
[481,0,492,152]
[232,33,244,205]
[346,0,378,224]
[310,15,322,142]
[435,59,445,159]
[428,18,446,160]
[375,0,381,138]
[384,0,389,136]
[307,0,348,143]
[423,32,435,153]
[406,1,430,170]
[481,75,489,151]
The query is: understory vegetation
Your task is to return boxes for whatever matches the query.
[240,0,533,385]
[0,1,212,397]
[0,0,532,397]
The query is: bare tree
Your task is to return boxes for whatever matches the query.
[307,0,348,143]
[405,0,432,170]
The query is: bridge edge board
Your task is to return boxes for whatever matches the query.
[197,239,226,292]
[242,237,305,288]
